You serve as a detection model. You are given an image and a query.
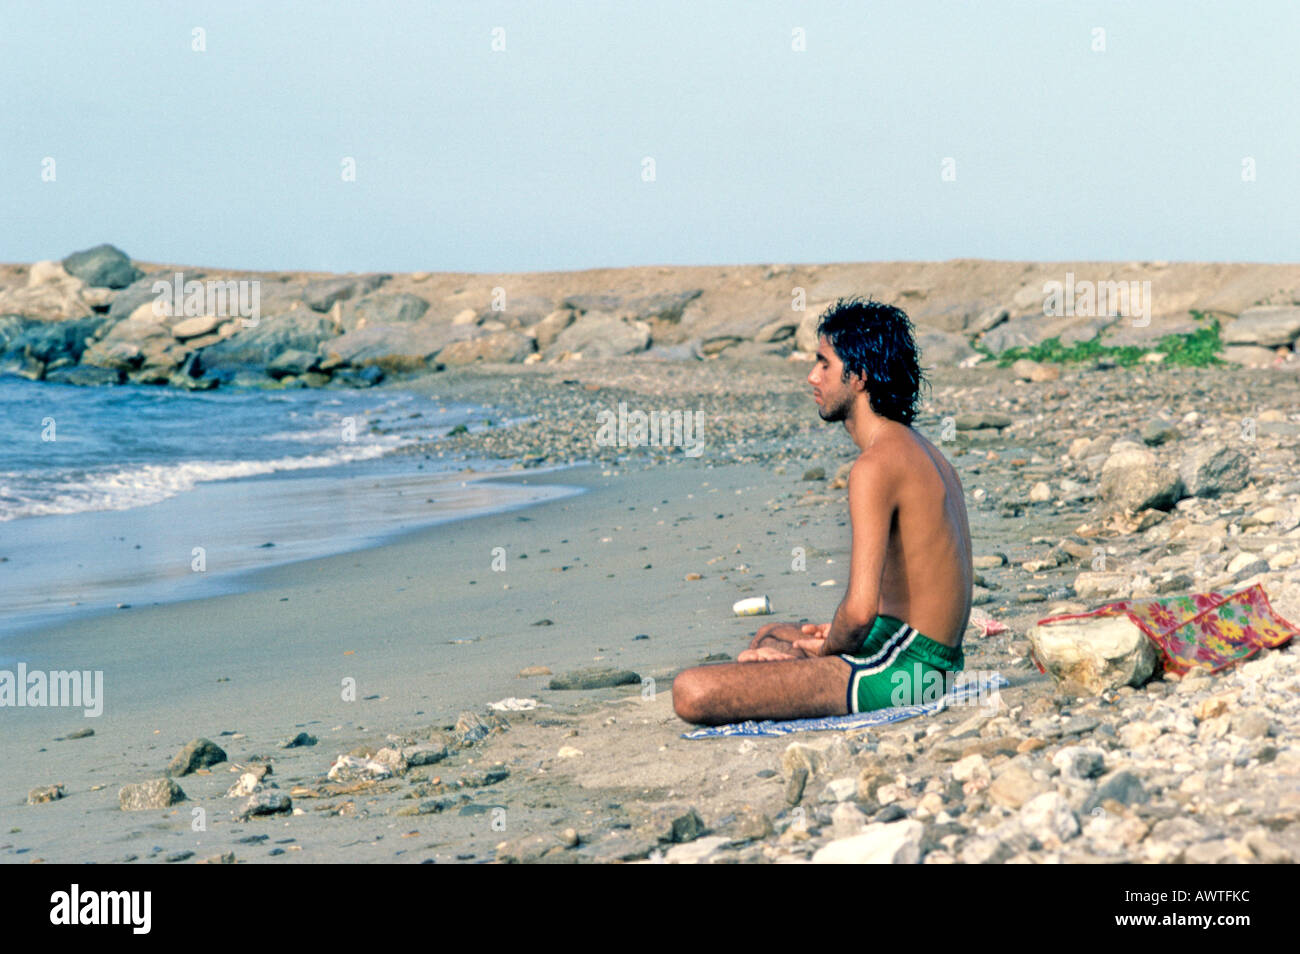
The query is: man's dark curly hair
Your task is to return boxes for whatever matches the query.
[816,296,928,426]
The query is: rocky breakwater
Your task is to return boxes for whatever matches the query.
[3,251,1299,390]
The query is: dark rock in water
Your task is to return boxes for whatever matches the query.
[0,314,31,352]
[62,243,141,289]
[64,727,95,740]
[237,790,292,819]
[165,738,228,776]
[802,467,825,481]
[303,273,390,312]
[200,311,338,373]
[281,732,316,748]
[45,366,123,386]
[165,850,195,863]
[339,292,429,331]
[547,667,641,690]
[330,365,385,388]
[119,778,186,810]
[5,315,108,364]
[1082,770,1148,814]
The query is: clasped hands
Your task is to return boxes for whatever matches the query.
[737,622,832,662]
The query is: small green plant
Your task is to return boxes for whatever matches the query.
[991,310,1223,368]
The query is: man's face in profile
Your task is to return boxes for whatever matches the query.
[807,334,857,423]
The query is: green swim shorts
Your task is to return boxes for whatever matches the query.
[839,614,965,713]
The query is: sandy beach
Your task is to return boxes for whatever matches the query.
[6,354,1300,864]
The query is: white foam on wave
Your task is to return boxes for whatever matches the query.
[0,442,396,522]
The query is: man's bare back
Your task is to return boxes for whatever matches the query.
[872,421,973,648]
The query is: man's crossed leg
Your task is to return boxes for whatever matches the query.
[671,621,852,725]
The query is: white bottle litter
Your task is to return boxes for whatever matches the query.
[732,596,773,617]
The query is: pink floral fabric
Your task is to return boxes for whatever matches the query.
[1035,583,1298,677]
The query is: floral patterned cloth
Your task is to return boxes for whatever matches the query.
[1035,583,1298,677]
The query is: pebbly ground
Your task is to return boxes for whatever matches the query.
[8,355,1300,863]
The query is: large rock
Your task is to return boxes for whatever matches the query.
[978,314,1074,354]
[546,314,650,358]
[812,820,924,864]
[531,309,575,350]
[1178,445,1250,498]
[119,778,186,810]
[1221,306,1300,347]
[165,738,228,776]
[794,304,834,352]
[916,330,977,367]
[437,330,535,365]
[303,273,389,312]
[0,267,94,321]
[0,314,31,352]
[267,348,321,378]
[107,271,201,321]
[485,294,559,328]
[4,315,108,364]
[200,311,339,373]
[1026,614,1159,695]
[1098,444,1183,511]
[339,292,429,331]
[1220,345,1278,367]
[171,314,223,339]
[62,244,141,289]
[45,365,123,386]
[562,290,702,327]
[322,322,462,372]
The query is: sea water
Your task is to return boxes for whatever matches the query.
[0,375,578,638]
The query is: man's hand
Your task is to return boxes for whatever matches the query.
[790,622,830,657]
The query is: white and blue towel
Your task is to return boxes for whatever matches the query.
[680,671,1010,739]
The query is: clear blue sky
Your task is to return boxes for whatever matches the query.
[3,1,1297,273]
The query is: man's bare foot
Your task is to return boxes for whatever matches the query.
[737,646,797,662]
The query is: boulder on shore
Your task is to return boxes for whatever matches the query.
[1026,614,1159,695]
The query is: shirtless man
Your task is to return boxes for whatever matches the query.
[672,297,973,725]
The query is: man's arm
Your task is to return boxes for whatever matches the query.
[818,454,895,656]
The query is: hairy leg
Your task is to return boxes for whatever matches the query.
[672,656,851,725]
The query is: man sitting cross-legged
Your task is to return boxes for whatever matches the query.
[672,297,974,726]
